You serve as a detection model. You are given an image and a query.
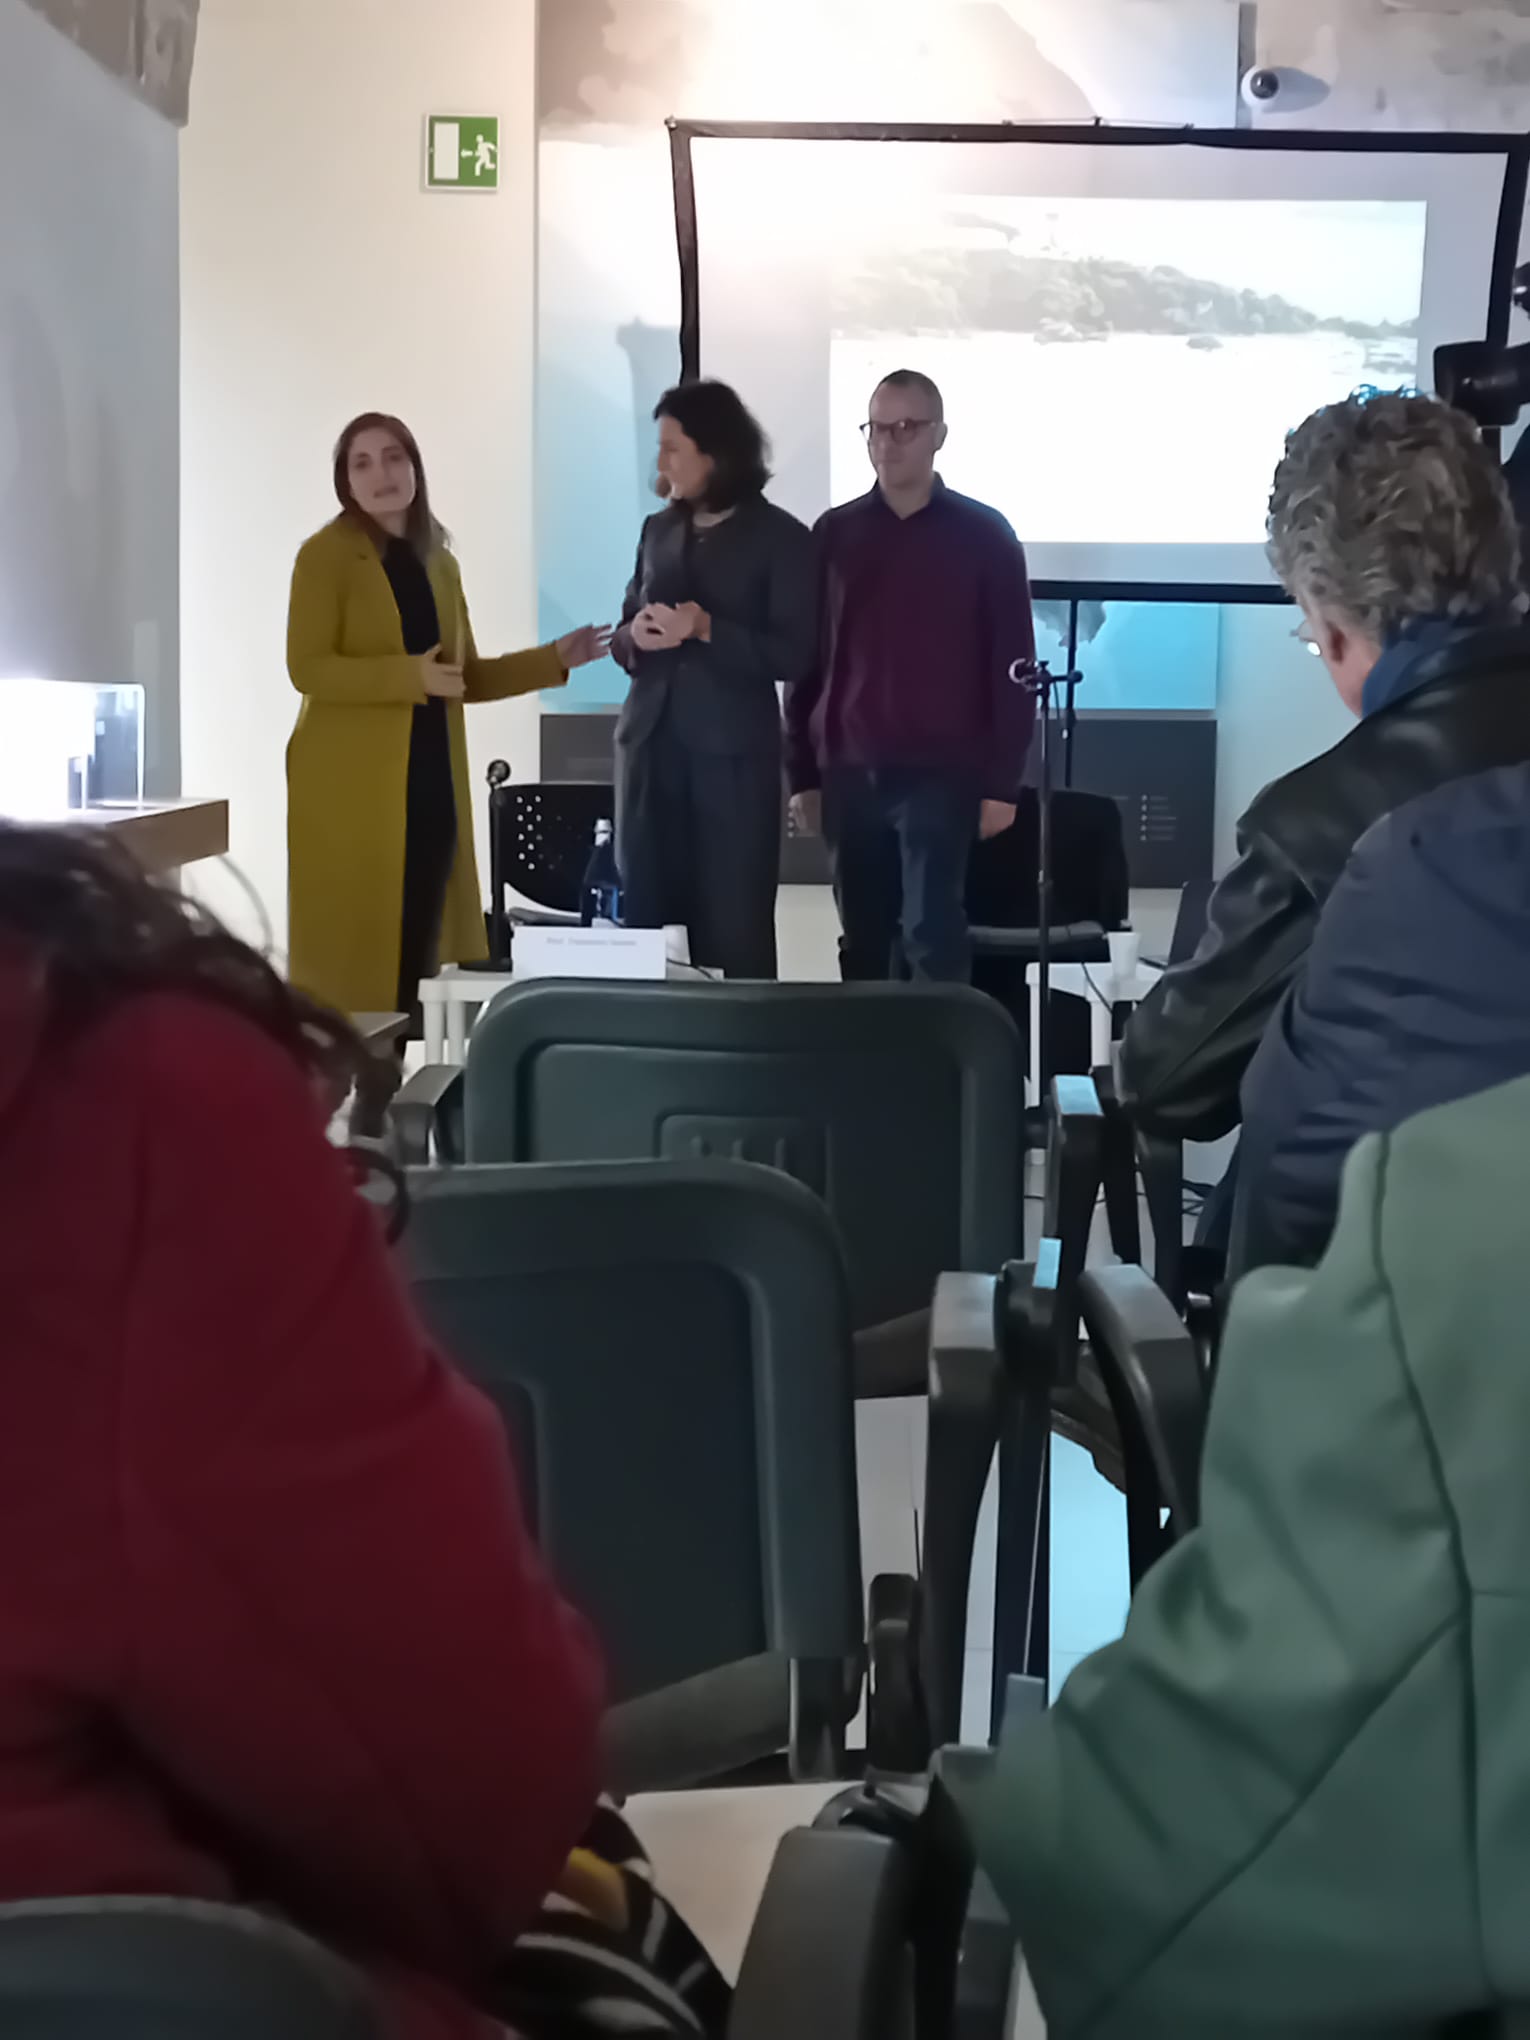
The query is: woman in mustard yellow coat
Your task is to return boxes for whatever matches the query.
[287,413,611,1021]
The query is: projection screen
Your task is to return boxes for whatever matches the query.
[672,125,1530,600]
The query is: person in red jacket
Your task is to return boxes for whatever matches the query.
[0,821,604,2040]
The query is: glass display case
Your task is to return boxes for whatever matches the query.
[0,678,145,820]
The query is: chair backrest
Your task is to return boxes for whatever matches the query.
[403,1159,863,1716]
[459,982,1024,1341]
[966,787,1130,934]
[0,1898,379,2037]
[488,781,611,923]
[1168,873,1214,965]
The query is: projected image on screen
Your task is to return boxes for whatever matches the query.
[829,198,1426,554]
[688,133,1513,591]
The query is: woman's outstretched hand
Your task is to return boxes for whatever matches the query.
[556,624,615,671]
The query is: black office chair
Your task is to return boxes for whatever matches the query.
[394,981,1026,1401]
[967,785,1130,946]
[483,770,611,958]
[1078,1262,1206,1589]
[0,1897,382,2037]
[913,1075,1190,1711]
[1115,869,1226,1319]
[738,1776,1530,2040]
[968,786,1132,1087]
[732,1776,990,2040]
[402,1157,989,1789]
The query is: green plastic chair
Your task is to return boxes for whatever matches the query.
[0,1898,381,2036]
[395,981,1025,1398]
[403,1156,994,1790]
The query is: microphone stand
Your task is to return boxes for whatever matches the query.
[1061,597,1083,790]
[1012,643,1083,1122]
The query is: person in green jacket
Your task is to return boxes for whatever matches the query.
[952,1069,1530,2038]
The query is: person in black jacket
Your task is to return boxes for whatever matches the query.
[1233,761,1530,1278]
[1121,391,1530,1180]
[612,382,816,979]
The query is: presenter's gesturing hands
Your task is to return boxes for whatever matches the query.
[632,601,711,653]
[557,624,616,671]
[421,647,466,699]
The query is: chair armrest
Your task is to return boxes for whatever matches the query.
[866,1573,925,1776]
[970,921,1107,960]
[1134,1127,1187,1310]
[728,1828,915,2040]
[1095,1058,1186,1307]
[1042,1076,1105,1354]
[389,1065,465,1168]
[1079,1263,1206,1564]
[507,906,582,929]
[919,1275,1003,1753]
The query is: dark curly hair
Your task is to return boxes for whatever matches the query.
[654,380,772,512]
[0,823,405,1231]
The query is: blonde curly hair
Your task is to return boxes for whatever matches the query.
[1268,390,1524,641]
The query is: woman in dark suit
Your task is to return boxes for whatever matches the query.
[612,382,816,979]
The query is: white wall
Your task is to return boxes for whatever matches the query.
[1214,605,1355,858]
[180,0,539,956]
[0,0,180,796]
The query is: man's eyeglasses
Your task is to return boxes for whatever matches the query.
[1292,624,1324,659]
[860,418,937,446]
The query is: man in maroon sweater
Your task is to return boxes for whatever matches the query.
[787,370,1037,982]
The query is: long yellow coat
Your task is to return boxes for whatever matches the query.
[286,517,565,1015]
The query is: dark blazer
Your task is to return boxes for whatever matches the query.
[612,496,816,755]
[1235,763,1530,1276]
[1121,625,1530,1143]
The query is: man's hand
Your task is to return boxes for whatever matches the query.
[673,601,711,643]
[979,799,1017,841]
[788,790,822,838]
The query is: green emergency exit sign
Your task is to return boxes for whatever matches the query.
[426,115,500,191]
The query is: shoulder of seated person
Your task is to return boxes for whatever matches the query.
[1358,762,1530,862]
[1237,729,1367,849]
[74,993,324,1137]
[1379,1066,1530,1217]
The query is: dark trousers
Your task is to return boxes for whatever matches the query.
[396,707,458,1030]
[822,766,980,984]
[616,726,782,979]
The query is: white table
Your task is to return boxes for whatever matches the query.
[418,959,710,1066]
[419,969,515,1066]
[1025,959,1164,1105]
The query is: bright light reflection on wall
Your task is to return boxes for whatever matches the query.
[0,679,100,819]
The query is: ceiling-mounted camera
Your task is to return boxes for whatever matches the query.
[1239,65,1332,114]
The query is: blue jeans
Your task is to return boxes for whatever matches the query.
[822,766,980,984]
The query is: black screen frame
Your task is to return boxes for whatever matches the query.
[668,120,1530,606]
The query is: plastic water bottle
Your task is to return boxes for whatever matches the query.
[581,818,623,927]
